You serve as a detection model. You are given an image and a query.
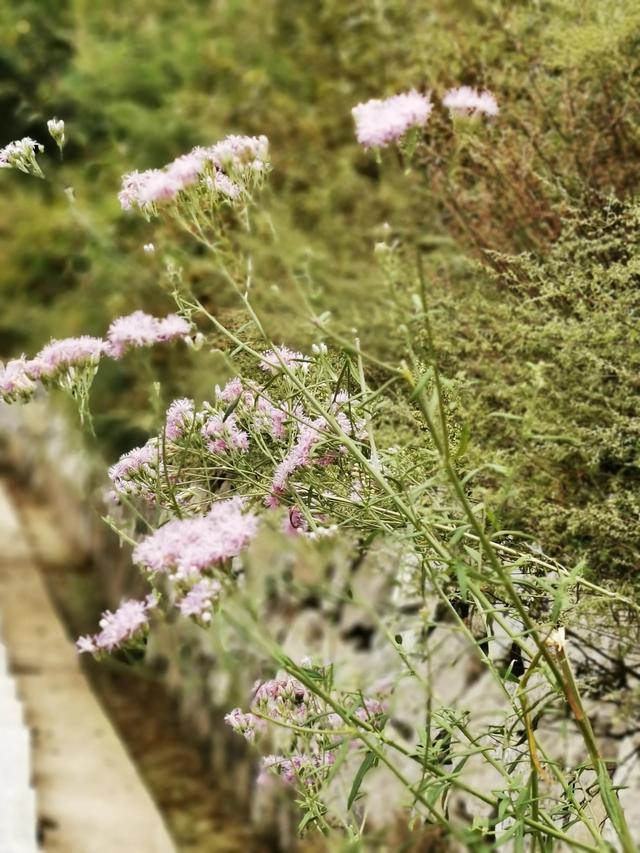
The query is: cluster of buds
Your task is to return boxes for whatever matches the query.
[252,676,318,723]
[259,752,336,787]
[0,137,44,177]
[223,708,266,743]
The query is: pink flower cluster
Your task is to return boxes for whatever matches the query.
[76,595,156,655]
[165,398,195,441]
[215,376,244,403]
[0,337,103,404]
[216,377,290,441]
[252,676,317,723]
[208,134,269,171]
[177,578,222,622]
[270,404,357,497]
[201,412,249,454]
[259,346,310,375]
[104,311,191,358]
[352,85,499,148]
[108,442,158,497]
[118,134,268,212]
[443,86,499,118]
[0,313,190,405]
[259,752,335,787]
[327,697,387,730]
[223,708,266,743]
[27,336,104,380]
[0,358,37,402]
[132,497,259,579]
[352,89,433,149]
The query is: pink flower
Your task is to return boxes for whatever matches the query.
[259,752,335,787]
[252,676,315,722]
[352,90,433,149]
[132,498,259,579]
[27,336,103,380]
[259,346,310,374]
[224,708,265,742]
[206,135,269,171]
[165,398,195,441]
[156,314,191,341]
[208,171,241,199]
[442,86,499,118]
[271,418,324,492]
[138,170,181,205]
[165,151,206,186]
[264,490,282,509]
[118,136,268,212]
[108,442,158,495]
[118,169,180,210]
[76,595,155,655]
[178,578,222,622]
[215,376,244,403]
[202,412,249,454]
[252,395,289,440]
[0,357,37,402]
[104,311,191,358]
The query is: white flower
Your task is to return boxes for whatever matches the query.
[47,118,65,150]
[0,137,44,177]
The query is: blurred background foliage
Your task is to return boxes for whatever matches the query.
[0,0,638,583]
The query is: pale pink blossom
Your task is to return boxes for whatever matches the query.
[104,311,191,358]
[252,676,315,722]
[165,151,206,186]
[108,442,158,495]
[215,376,244,403]
[165,398,195,441]
[442,86,499,118]
[259,752,335,786]
[270,417,325,492]
[251,395,289,440]
[178,578,222,622]
[352,90,432,148]
[224,708,265,742]
[0,357,37,402]
[132,498,259,579]
[202,412,249,454]
[207,171,241,199]
[207,135,269,170]
[259,346,310,374]
[118,168,180,210]
[27,336,103,380]
[76,595,155,654]
[156,314,191,341]
[138,169,181,205]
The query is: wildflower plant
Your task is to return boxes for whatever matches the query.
[2,109,637,851]
[0,136,45,178]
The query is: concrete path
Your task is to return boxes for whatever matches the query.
[0,628,38,852]
[0,481,176,853]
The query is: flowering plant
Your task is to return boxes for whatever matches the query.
[0,107,636,851]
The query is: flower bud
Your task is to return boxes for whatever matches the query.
[47,118,65,151]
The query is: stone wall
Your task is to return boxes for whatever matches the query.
[2,399,640,849]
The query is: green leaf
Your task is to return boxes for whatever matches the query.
[347,751,378,810]
[454,561,469,600]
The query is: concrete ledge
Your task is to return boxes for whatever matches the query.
[0,482,176,853]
